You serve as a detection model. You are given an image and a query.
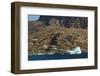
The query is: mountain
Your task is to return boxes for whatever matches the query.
[39,16,88,28]
[28,15,88,32]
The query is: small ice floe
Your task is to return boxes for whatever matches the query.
[38,53,44,55]
[48,52,54,55]
[67,47,82,54]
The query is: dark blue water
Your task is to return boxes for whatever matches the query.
[28,52,88,61]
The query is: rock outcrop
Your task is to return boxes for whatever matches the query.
[28,16,88,32]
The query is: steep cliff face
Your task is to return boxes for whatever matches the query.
[28,15,88,32]
[39,16,88,28]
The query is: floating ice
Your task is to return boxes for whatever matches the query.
[67,47,82,54]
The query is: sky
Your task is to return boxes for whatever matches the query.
[28,15,40,21]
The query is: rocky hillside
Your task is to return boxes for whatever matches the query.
[28,26,87,55]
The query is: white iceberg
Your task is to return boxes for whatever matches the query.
[67,47,82,54]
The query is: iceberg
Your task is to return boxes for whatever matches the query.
[67,47,82,54]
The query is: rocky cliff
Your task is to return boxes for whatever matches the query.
[28,15,88,32]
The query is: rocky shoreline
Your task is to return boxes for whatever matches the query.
[28,27,87,55]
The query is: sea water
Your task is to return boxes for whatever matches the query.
[28,52,88,61]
